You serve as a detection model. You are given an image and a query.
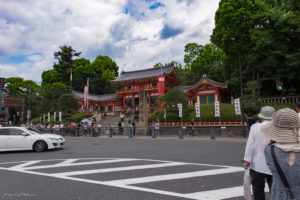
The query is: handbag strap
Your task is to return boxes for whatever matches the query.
[271,145,296,200]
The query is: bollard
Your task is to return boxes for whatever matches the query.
[151,127,156,138]
[210,126,215,140]
[109,127,112,137]
[178,126,183,139]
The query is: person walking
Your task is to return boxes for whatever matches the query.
[261,108,300,200]
[118,120,124,136]
[154,119,160,136]
[132,119,136,136]
[243,106,275,200]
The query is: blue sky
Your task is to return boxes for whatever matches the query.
[0,0,220,83]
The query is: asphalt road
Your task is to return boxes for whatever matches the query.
[0,136,248,200]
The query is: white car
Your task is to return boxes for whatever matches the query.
[0,127,65,152]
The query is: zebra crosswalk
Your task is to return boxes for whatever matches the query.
[0,158,247,200]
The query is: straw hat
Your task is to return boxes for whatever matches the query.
[261,108,300,143]
[258,106,275,120]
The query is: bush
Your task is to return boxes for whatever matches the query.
[149,104,242,122]
[71,113,93,123]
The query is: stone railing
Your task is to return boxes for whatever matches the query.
[261,96,300,104]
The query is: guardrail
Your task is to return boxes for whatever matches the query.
[32,125,248,138]
[150,122,243,126]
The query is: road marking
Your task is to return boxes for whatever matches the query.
[9,160,42,170]
[22,158,137,170]
[52,162,187,177]
[0,158,247,200]
[103,167,243,185]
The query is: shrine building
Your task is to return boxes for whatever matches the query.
[73,66,228,115]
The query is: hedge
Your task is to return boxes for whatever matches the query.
[30,113,93,124]
[149,103,296,122]
[149,104,241,122]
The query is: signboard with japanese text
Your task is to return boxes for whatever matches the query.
[215,101,220,117]
[177,103,182,118]
[234,98,241,115]
[195,103,200,118]
[59,111,62,122]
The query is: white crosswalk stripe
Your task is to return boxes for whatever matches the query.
[0,158,248,200]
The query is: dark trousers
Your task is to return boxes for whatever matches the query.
[250,169,272,200]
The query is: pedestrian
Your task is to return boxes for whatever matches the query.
[261,108,300,200]
[190,118,195,137]
[120,112,124,122]
[132,119,136,136]
[246,113,256,131]
[151,120,155,136]
[83,122,88,136]
[118,120,124,136]
[243,106,275,200]
[97,123,101,136]
[155,119,160,136]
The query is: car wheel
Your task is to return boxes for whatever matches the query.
[33,141,47,152]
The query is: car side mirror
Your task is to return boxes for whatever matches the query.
[22,132,30,136]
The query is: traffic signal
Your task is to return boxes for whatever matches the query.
[276,80,283,91]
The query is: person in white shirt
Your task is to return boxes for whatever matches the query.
[243,106,275,200]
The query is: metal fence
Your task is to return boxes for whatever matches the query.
[35,125,248,139]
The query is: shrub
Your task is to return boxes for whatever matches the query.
[71,113,93,123]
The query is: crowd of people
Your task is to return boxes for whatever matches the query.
[243,102,300,200]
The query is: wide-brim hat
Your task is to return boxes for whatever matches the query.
[261,108,300,143]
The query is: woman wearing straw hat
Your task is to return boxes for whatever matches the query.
[261,108,300,200]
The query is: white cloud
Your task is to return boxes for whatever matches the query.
[0,0,220,82]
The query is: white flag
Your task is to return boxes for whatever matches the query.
[177,103,182,118]
[59,111,62,122]
[163,109,166,119]
[195,103,200,118]
[215,101,220,117]
[234,99,241,115]
[54,112,56,122]
[48,112,50,122]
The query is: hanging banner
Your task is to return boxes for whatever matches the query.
[47,112,50,122]
[195,103,200,118]
[54,112,56,122]
[215,101,220,117]
[43,113,45,122]
[59,111,62,122]
[157,76,165,97]
[234,98,241,115]
[163,108,166,119]
[83,85,89,110]
[27,110,31,122]
[177,103,182,118]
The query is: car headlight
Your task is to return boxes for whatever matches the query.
[47,137,58,141]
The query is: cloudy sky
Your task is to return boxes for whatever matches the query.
[0,0,220,83]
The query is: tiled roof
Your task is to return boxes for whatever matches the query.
[176,74,227,92]
[72,91,121,102]
[112,65,175,83]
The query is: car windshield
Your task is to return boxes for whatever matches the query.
[26,127,42,135]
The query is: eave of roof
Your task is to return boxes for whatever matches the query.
[111,65,176,83]
[72,91,121,102]
[180,74,227,92]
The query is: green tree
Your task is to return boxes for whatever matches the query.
[184,43,225,84]
[5,77,39,95]
[57,94,79,114]
[211,0,260,96]
[158,88,187,108]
